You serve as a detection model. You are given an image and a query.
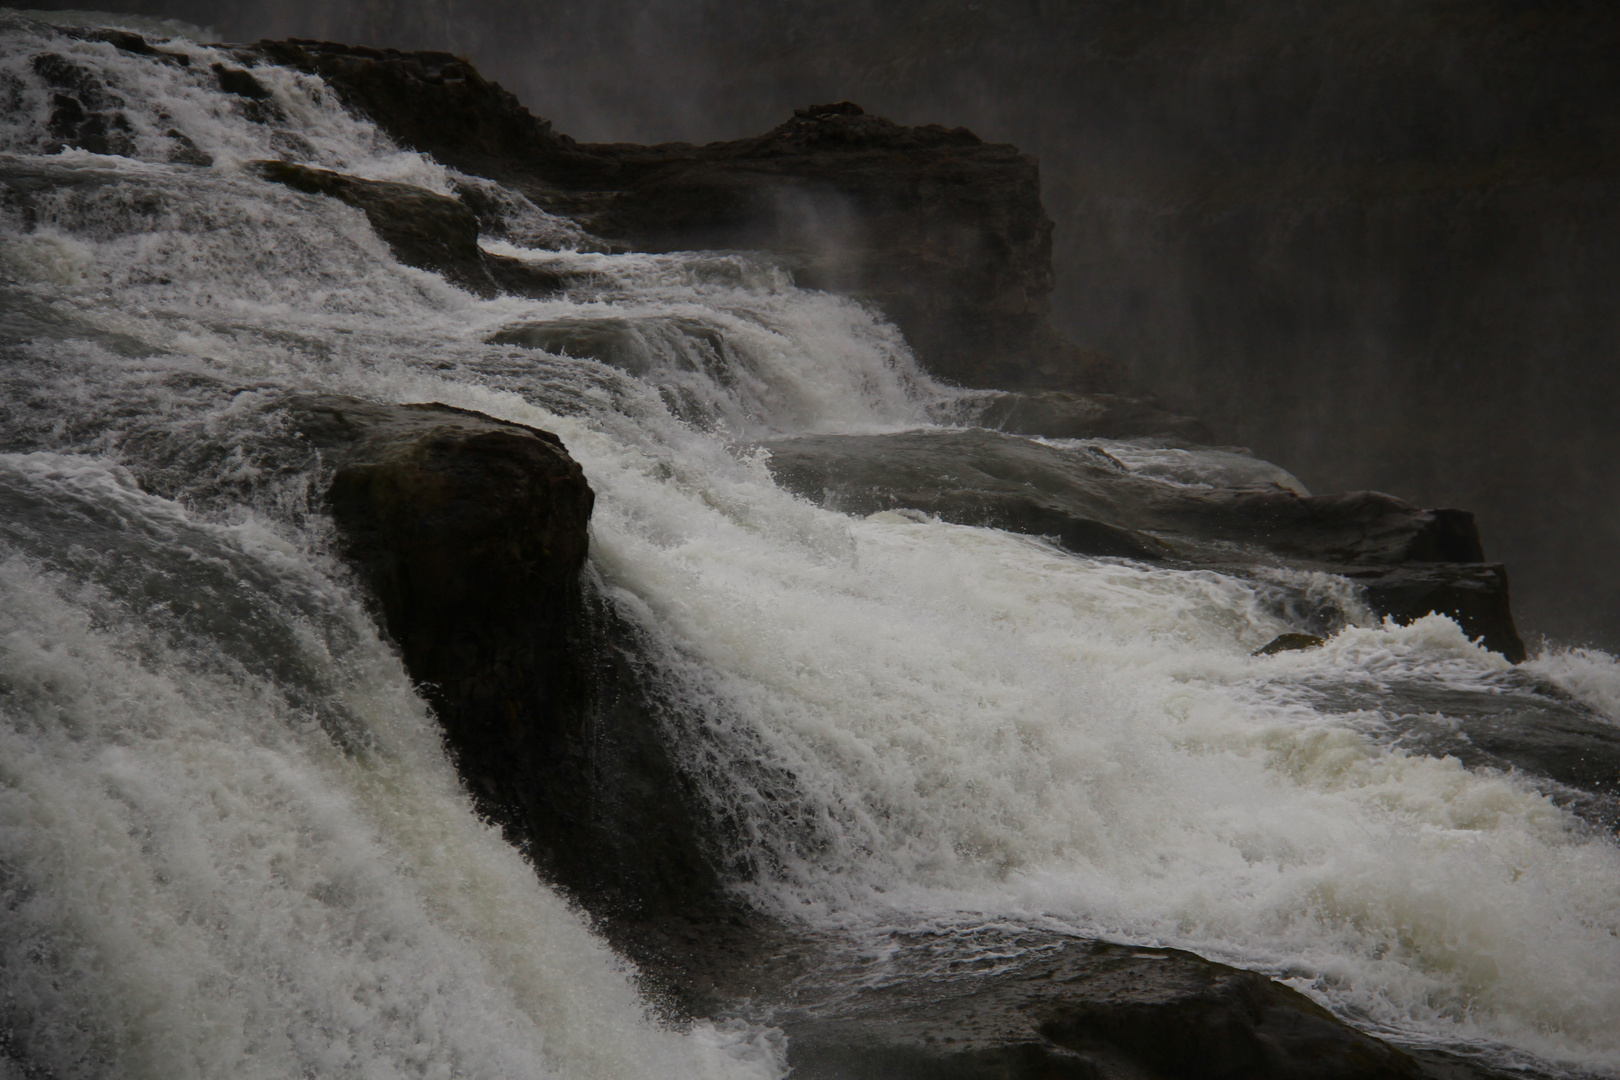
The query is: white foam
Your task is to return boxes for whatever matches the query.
[0,455,783,1080]
[1526,646,1620,725]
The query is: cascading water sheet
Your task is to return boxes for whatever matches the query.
[1,12,1618,1079]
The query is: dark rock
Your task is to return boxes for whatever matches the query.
[571,107,1096,392]
[482,252,570,297]
[767,428,1171,561]
[31,53,135,157]
[250,161,563,299]
[163,128,212,167]
[1351,564,1526,662]
[243,40,572,181]
[291,396,722,913]
[1254,633,1328,656]
[766,428,1461,567]
[211,62,272,99]
[617,921,1498,1080]
[250,161,494,294]
[238,39,1125,392]
[59,25,190,65]
[1341,672,1620,833]
[1028,945,1422,1080]
[761,428,1526,659]
[489,315,725,368]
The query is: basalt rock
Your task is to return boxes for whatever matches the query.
[290,395,720,913]
[239,39,1119,392]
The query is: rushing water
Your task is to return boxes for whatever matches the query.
[1,12,1618,1078]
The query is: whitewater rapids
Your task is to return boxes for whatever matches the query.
[1,11,1617,1078]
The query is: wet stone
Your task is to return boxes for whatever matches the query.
[211,62,272,99]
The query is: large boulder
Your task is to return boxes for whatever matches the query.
[617,921,1511,1080]
[290,396,721,913]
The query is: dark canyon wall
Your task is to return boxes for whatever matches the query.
[28,0,1620,647]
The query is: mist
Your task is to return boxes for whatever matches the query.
[22,0,1620,648]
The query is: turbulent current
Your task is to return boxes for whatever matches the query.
[1,12,1618,1079]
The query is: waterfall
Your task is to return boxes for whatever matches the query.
[2,13,1618,1078]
